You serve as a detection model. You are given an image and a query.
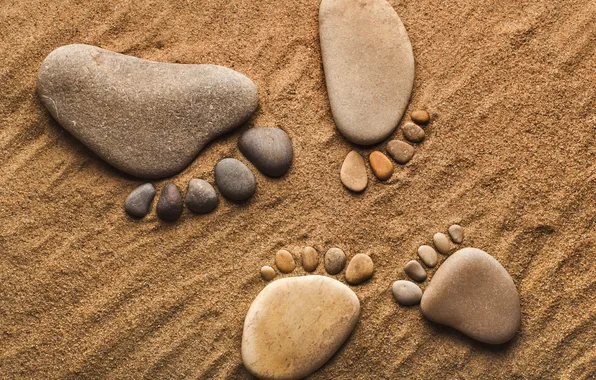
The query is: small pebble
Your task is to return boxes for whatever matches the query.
[402,122,425,143]
[345,254,374,285]
[448,224,464,244]
[411,110,430,125]
[324,247,347,275]
[404,260,427,282]
[238,127,293,177]
[369,151,394,181]
[275,250,296,273]
[302,246,320,272]
[386,140,415,164]
[392,280,423,305]
[433,232,451,254]
[124,183,156,218]
[340,150,367,192]
[185,179,218,214]
[417,245,438,267]
[156,183,183,221]
[260,266,276,281]
[214,158,256,201]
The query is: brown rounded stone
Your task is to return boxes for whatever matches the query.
[433,232,451,254]
[302,246,320,272]
[369,151,394,181]
[260,266,276,281]
[417,245,438,268]
[404,260,427,282]
[387,140,415,164]
[345,254,374,285]
[340,150,367,192]
[392,280,423,306]
[411,110,430,125]
[156,183,183,222]
[275,250,296,273]
[324,248,347,275]
[402,122,425,143]
[448,224,464,244]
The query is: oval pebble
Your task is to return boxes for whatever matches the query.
[402,122,425,143]
[411,110,430,125]
[345,254,374,285]
[324,247,347,275]
[302,246,320,272]
[185,179,218,214]
[404,260,427,282]
[340,151,367,192]
[387,140,415,164]
[448,224,464,244]
[392,280,423,306]
[433,232,451,254]
[156,183,183,221]
[369,151,394,181]
[124,183,156,218]
[214,158,256,201]
[417,245,438,268]
[275,250,296,273]
[238,127,293,177]
[260,266,276,281]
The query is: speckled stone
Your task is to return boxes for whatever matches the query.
[345,254,374,285]
[448,224,464,244]
[214,158,256,201]
[421,248,521,344]
[238,127,293,177]
[340,151,367,192]
[324,248,347,275]
[411,110,430,125]
[302,247,320,272]
[185,179,218,214]
[156,183,183,221]
[404,260,427,282]
[433,232,451,255]
[37,44,258,179]
[369,151,394,181]
[124,183,156,218]
[242,276,360,379]
[387,140,415,164]
[402,122,425,143]
[260,266,276,281]
[392,280,423,306]
[275,250,296,273]
[417,245,438,268]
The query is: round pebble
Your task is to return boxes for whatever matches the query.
[417,245,438,268]
[392,280,423,306]
[386,140,415,164]
[448,224,464,244]
[369,151,394,181]
[411,110,430,125]
[185,179,218,214]
[275,250,296,273]
[124,183,156,218]
[433,232,451,254]
[302,247,320,272]
[345,254,374,285]
[156,183,183,221]
[214,158,256,201]
[402,122,425,143]
[404,260,427,282]
[260,266,276,281]
[340,150,367,192]
[324,247,347,275]
[238,127,293,177]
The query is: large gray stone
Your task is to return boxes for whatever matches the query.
[37,44,258,179]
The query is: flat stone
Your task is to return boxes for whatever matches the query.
[340,151,367,192]
[392,280,423,306]
[238,127,293,177]
[156,183,183,221]
[124,183,156,218]
[302,247,320,272]
[433,232,451,254]
[387,140,415,164]
[421,248,521,344]
[448,224,464,244]
[319,0,414,145]
[411,110,430,125]
[242,276,360,379]
[345,253,374,285]
[369,151,394,181]
[214,158,256,201]
[37,44,258,179]
[185,179,218,214]
[417,245,438,268]
[324,247,346,275]
[402,122,425,143]
[275,250,296,273]
[404,260,427,282]
[260,266,276,281]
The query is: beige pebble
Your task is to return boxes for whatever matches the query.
[340,150,368,192]
[275,249,296,273]
[302,246,320,272]
[345,254,374,285]
[404,260,427,282]
[417,245,438,267]
[392,280,423,305]
[402,122,425,143]
[324,247,347,275]
[260,266,276,281]
[387,140,415,164]
[411,110,430,125]
[448,224,464,244]
[433,232,451,254]
[369,151,394,181]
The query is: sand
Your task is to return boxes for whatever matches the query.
[0,0,595,378]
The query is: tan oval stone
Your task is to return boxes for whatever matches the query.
[324,247,347,275]
[392,280,422,306]
[433,232,451,254]
[242,276,360,379]
[345,253,374,285]
[387,140,415,164]
[402,122,425,143]
[404,260,427,282]
[448,224,464,244]
[417,245,438,268]
[260,266,276,281]
[275,249,296,273]
[302,246,320,272]
[369,151,394,181]
[340,150,367,192]
[411,110,430,125]
[420,248,521,344]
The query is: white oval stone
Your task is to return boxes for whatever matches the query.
[242,276,360,379]
[448,224,464,244]
[319,0,414,145]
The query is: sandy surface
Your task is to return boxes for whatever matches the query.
[1,0,595,378]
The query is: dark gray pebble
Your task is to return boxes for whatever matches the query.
[185,179,218,214]
[215,158,256,201]
[156,183,183,221]
[238,127,293,177]
[124,183,156,218]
